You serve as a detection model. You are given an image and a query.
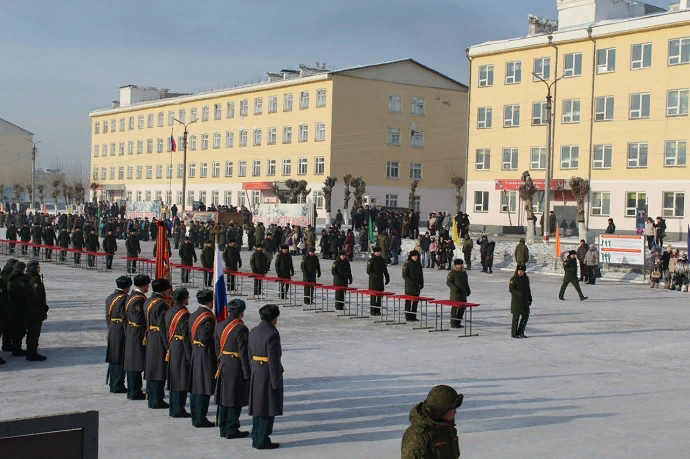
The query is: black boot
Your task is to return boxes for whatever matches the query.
[27,352,47,361]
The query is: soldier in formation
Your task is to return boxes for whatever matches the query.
[223,239,242,292]
[189,289,217,428]
[446,259,471,328]
[105,276,131,393]
[144,279,172,409]
[164,287,192,418]
[24,260,49,361]
[332,251,352,310]
[402,250,424,322]
[366,246,389,316]
[510,264,532,339]
[274,245,294,300]
[250,243,268,296]
[301,247,321,304]
[123,274,150,400]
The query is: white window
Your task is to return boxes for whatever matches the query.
[136,191,142,202]
[137,140,143,154]
[627,143,648,168]
[166,164,173,179]
[562,99,580,123]
[411,130,424,148]
[188,163,196,178]
[410,162,423,180]
[101,143,107,156]
[128,141,134,155]
[283,126,292,144]
[177,163,184,178]
[629,93,651,119]
[190,107,198,121]
[118,167,124,180]
[478,65,493,87]
[315,123,325,141]
[102,122,107,134]
[111,119,117,132]
[668,37,690,65]
[145,165,152,179]
[501,191,517,213]
[225,131,234,148]
[299,91,309,109]
[505,61,522,84]
[282,159,292,176]
[386,161,400,179]
[92,167,98,180]
[253,128,262,146]
[213,132,221,149]
[591,192,611,216]
[179,109,186,123]
[147,114,154,128]
[147,139,153,153]
[127,167,133,180]
[251,191,260,207]
[176,191,183,205]
[561,145,579,169]
[267,159,276,176]
[254,98,263,115]
[385,194,398,207]
[474,191,489,212]
[212,161,220,177]
[314,157,325,175]
[202,105,209,121]
[412,97,425,116]
[268,96,278,113]
[665,140,687,167]
[145,191,151,201]
[477,107,492,129]
[666,89,689,116]
[109,167,115,180]
[476,149,490,170]
[388,95,401,113]
[157,138,164,153]
[502,148,518,170]
[298,124,309,142]
[187,191,194,206]
[313,190,324,209]
[168,111,175,125]
[532,102,547,125]
[298,158,308,175]
[225,161,233,177]
[530,147,546,170]
[631,43,652,70]
[625,192,647,217]
[316,89,327,107]
[267,127,277,145]
[119,142,125,156]
[563,52,582,77]
[200,162,208,178]
[178,136,185,150]
[93,144,99,157]
[597,48,616,73]
[157,112,164,126]
[94,122,100,134]
[239,130,248,147]
[594,96,614,121]
[533,57,551,80]
[283,94,293,112]
[411,196,421,212]
[211,190,219,205]
[387,128,401,146]
[252,160,261,176]
[224,191,233,206]
[110,142,116,156]
[129,116,136,130]
[120,118,125,131]
[201,134,209,150]
[136,166,142,179]
[663,192,685,217]
[226,102,235,118]
[239,100,248,116]
[214,103,222,120]
[504,104,520,127]
[165,190,172,205]
[593,145,612,169]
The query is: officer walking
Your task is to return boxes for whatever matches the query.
[222,239,242,292]
[250,243,268,296]
[367,246,389,316]
[144,279,172,409]
[275,245,294,300]
[446,259,471,328]
[559,250,588,301]
[300,247,321,305]
[105,276,132,393]
[332,251,352,311]
[188,289,217,428]
[123,274,150,400]
[510,264,532,338]
[164,287,192,418]
[25,260,49,361]
[402,250,424,322]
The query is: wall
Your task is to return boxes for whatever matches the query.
[0,130,33,189]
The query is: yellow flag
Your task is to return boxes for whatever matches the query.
[451,219,462,246]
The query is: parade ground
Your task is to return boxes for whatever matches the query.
[1,241,689,458]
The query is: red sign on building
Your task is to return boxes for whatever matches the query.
[495,179,565,191]
[242,182,274,191]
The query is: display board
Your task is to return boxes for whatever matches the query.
[598,234,645,265]
[253,203,313,227]
[125,201,161,219]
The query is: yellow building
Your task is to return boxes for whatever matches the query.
[467,0,690,238]
[89,59,467,221]
[0,117,33,197]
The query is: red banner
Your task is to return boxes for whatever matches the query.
[495,179,565,191]
[242,181,273,191]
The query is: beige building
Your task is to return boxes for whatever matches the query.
[89,59,468,222]
[0,117,33,201]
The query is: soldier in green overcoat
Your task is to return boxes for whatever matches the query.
[402,250,424,321]
[274,245,294,300]
[332,251,352,310]
[446,259,471,328]
[514,238,529,266]
[366,246,389,316]
[559,250,587,301]
[509,264,532,338]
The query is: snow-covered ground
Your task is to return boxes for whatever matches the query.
[2,238,689,458]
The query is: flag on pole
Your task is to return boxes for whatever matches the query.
[554,223,561,257]
[368,215,375,249]
[170,133,177,152]
[451,219,462,247]
[213,243,228,322]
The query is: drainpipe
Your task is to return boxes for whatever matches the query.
[464,48,472,214]
[586,26,596,241]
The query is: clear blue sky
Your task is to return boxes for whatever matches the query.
[0,0,667,168]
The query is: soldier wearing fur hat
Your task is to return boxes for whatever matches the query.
[188,289,217,428]
[0,259,18,362]
[446,259,471,328]
[25,260,49,361]
[402,250,424,322]
[125,229,141,273]
[201,240,215,287]
[332,251,352,311]
[144,279,172,409]
[250,243,269,296]
[248,304,283,450]
[367,246,389,316]
[164,287,192,418]
[223,239,242,292]
[105,276,132,392]
[214,299,251,439]
[7,261,30,357]
[275,245,294,300]
[123,274,150,400]
[510,264,532,338]
[300,247,321,304]
[559,250,587,301]
[401,385,463,459]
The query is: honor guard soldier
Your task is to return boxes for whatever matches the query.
[510,264,533,339]
[275,245,294,300]
[300,247,321,304]
[164,287,192,418]
[248,304,283,450]
[144,279,172,409]
[103,229,117,270]
[43,224,56,260]
[188,289,217,428]
[25,260,49,361]
[402,250,424,322]
[223,239,242,292]
[7,262,29,357]
[446,259,471,328]
[332,251,352,310]
[366,246,389,316]
[105,276,132,393]
[250,243,269,296]
[214,299,251,439]
[559,250,588,301]
[123,274,150,400]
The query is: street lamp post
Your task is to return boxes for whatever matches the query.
[27,139,44,211]
[172,118,196,212]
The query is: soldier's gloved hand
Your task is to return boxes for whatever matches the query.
[385,279,390,285]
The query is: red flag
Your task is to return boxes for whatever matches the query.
[155,221,171,283]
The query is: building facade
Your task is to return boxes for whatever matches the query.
[89,59,468,222]
[467,0,690,238]
[0,117,33,199]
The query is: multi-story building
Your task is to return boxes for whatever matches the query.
[467,0,690,238]
[0,117,33,194]
[89,59,468,221]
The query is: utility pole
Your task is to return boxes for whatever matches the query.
[27,139,44,211]
[172,118,196,212]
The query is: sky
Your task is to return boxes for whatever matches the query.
[0,0,669,169]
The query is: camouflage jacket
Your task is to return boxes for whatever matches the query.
[401,403,460,459]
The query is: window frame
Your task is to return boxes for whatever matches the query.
[386,161,400,180]
[282,159,292,176]
[530,146,546,170]
[501,148,519,171]
[664,140,687,167]
[666,89,689,117]
[226,102,235,118]
[668,37,690,66]
[563,52,583,77]
[409,162,423,180]
[631,43,652,70]
[299,91,309,109]
[225,161,233,177]
[477,107,492,129]
[252,159,261,177]
[298,124,308,143]
[505,61,522,84]
[503,104,520,128]
[297,158,308,175]
[411,97,425,116]
[500,190,517,213]
[662,191,685,218]
[283,94,293,112]
[267,127,277,145]
[214,103,222,120]
[533,57,551,81]
[560,145,579,169]
[387,127,401,146]
[314,156,325,175]
[627,142,648,168]
[239,130,247,147]
[478,64,494,87]
[316,89,327,108]
[474,191,489,213]
[594,96,615,121]
[266,159,276,176]
[388,95,402,113]
[283,126,292,144]
[315,123,326,142]
[532,101,547,126]
[268,96,278,114]
[475,149,491,170]
[625,191,647,217]
[597,47,616,73]
[592,144,612,169]
[212,161,220,178]
[254,97,263,115]
[629,92,651,119]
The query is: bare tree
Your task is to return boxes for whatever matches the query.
[409,180,420,210]
[89,182,99,203]
[37,184,45,205]
[450,176,465,213]
[569,176,590,240]
[63,183,70,205]
[298,180,311,202]
[271,183,288,203]
[519,171,538,244]
[342,174,353,224]
[73,183,85,205]
[322,176,337,212]
[51,178,62,202]
[13,183,22,203]
[284,179,300,203]
[351,176,366,209]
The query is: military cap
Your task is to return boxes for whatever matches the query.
[516,264,526,272]
[151,278,171,293]
[422,385,464,422]
[3,258,18,271]
[568,250,577,256]
[116,276,133,289]
[409,249,420,257]
[228,299,246,314]
[281,244,289,250]
[13,261,26,273]
[453,259,463,265]
[256,243,264,248]
[228,239,237,243]
[259,304,280,322]
[172,287,189,303]
[27,260,39,270]
[133,274,151,287]
[373,246,382,252]
[339,250,347,256]
[308,247,315,252]
[196,289,214,304]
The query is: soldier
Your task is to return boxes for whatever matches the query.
[559,250,588,301]
[188,289,217,428]
[300,247,321,305]
[123,274,150,400]
[144,279,172,409]
[103,229,117,270]
[275,245,294,300]
[215,299,251,439]
[254,222,265,247]
[7,261,29,356]
[105,276,132,393]
[164,287,192,418]
[179,236,197,284]
[332,250,352,311]
[201,240,214,287]
[367,246,389,316]
[264,233,275,271]
[43,223,56,260]
[125,229,141,273]
[7,222,18,254]
[173,221,184,249]
[248,304,283,450]
[31,222,42,257]
[401,385,463,459]
[402,250,424,322]
[461,234,473,269]
[510,264,532,338]
[58,227,70,262]
[223,239,242,292]
[0,259,18,360]
[250,243,268,296]
[514,238,529,268]
[72,226,84,265]
[24,260,49,361]
[85,228,100,268]
[446,259,471,328]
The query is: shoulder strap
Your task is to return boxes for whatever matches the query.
[219,319,244,354]
[107,293,127,322]
[191,311,214,340]
[168,308,189,342]
[146,297,165,325]
[125,293,143,313]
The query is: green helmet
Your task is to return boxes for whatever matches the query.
[423,385,464,421]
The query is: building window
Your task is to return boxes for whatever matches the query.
[410,195,421,212]
[501,191,517,213]
[118,142,124,156]
[93,144,99,157]
[146,139,153,153]
[563,52,582,77]
[95,121,101,134]
[474,191,489,212]
[629,93,651,119]
[663,192,685,217]
[157,138,164,153]
[665,140,687,167]
[314,156,325,175]
[237,193,246,208]
[155,164,162,179]
[200,162,208,178]
[502,148,518,170]
[210,132,219,149]
[667,89,689,116]
[92,167,98,180]
[283,93,293,112]
[386,161,400,179]
[111,119,117,132]
[212,161,220,178]
[562,99,580,123]
[136,166,143,179]
[225,131,234,148]
[532,102,547,125]
[166,164,173,179]
[176,191,183,205]
[252,160,261,177]
[179,109,186,123]
[145,191,152,201]
[593,145,612,169]
[597,48,616,73]
[476,149,490,170]
[627,143,648,168]
[226,102,235,118]
[315,123,325,141]
[625,192,646,217]
[187,191,194,206]
[168,111,175,126]
[316,88,327,107]
[313,190,324,209]
[505,61,522,84]
[267,159,276,176]
[410,162,423,180]
[109,167,115,180]
[118,167,124,180]
[478,65,494,87]
[253,129,262,146]
[389,95,401,113]
[147,114,154,128]
[190,107,199,121]
[136,191,142,202]
[298,158,308,175]
[224,191,233,206]
[157,112,164,126]
[594,96,614,121]
[211,190,219,205]
[127,141,133,155]
[254,98,263,115]
[239,100,248,116]
[411,130,424,148]
[103,144,109,156]
[283,126,292,144]
[251,191,260,207]
[178,136,185,150]
[265,95,277,114]
[267,127,277,145]
[201,133,208,150]
[530,147,546,170]
[165,190,172,205]
[560,145,579,169]
[177,163,184,178]
[188,163,196,178]
[299,91,309,109]
[591,192,611,216]
[225,161,233,177]
[129,116,135,130]
[477,107,492,129]
[385,194,398,208]
[111,143,117,156]
[120,118,125,131]
[137,140,143,154]
[239,130,248,147]
[387,128,401,146]
[533,57,550,80]
[412,97,425,116]
[298,124,309,142]
[668,37,690,65]
[214,103,222,120]
[504,104,520,127]
[631,43,652,70]
[282,159,291,176]
[127,167,133,180]
[202,105,209,121]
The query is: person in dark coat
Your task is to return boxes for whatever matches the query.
[31,223,42,257]
[332,251,352,311]
[43,223,56,260]
[188,289,217,428]
[85,228,100,268]
[144,279,172,409]
[485,240,496,274]
[215,299,251,439]
[164,287,192,418]
[275,245,294,300]
[248,304,283,450]
[103,229,117,270]
[105,276,132,393]
[367,246,389,316]
[559,250,587,301]
[25,260,49,361]
[402,250,424,322]
[300,247,320,304]
[576,240,589,282]
[179,236,197,283]
[6,222,18,254]
[250,244,269,296]
[476,235,489,272]
[201,240,214,287]
[72,227,84,265]
[223,239,242,292]
[58,227,70,262]
[7,261,30,357]
[446,259,471,328]
[0,259,18,360]
[125,230,141,273]
[510,265,533,338]
[123,274,150,400]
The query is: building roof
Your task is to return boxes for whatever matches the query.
[0,117,33,136]
[330,58,468,89]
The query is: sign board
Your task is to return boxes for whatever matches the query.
[182,211,218,223]
[125,201,160,219]
[242,181,273,191]
[495,179,565,191]
[598,234,645,265]
[253,203,312,227]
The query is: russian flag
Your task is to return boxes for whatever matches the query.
[170,134,177,152]
[213,243,228,322]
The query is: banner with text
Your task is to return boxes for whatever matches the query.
[253,203,312,227]
[598,234,645,265]
[125,201,161,219]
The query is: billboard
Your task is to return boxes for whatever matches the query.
[598,234,645,265]
[253,203,312,227]
[182,211,218,223]
[125,201,160,219]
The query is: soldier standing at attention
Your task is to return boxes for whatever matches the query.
[401,385,463,459]
[179,236,197,284]
[367,246,389,316]
[85,228,100,268]
[201,240,214,287]
[43,223,56,260]
[105,276,132,393]
[71,226,84,265]
[144,279,172,409]
[7,222,18,254]
[300,247,320,305]
[7,261,29,357]
[446,259,471,328]
[222,239,242,292]
[25,260,49,361]
[514,238,529,269]
[559,250,588,301]
[248,304,283,450]
[123,274,150,400]
[125,229,141,273]
[164,287,192,418]
[188,289,217,428]
[103,229,117,270]
[250,243,268,296]
[332,251,352,311]
[58,227,70,262]
[510,264,532,338]
[402,250,424,322]
[215,299,251,439]
[31,223,42,257]
[275,245,294,300]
